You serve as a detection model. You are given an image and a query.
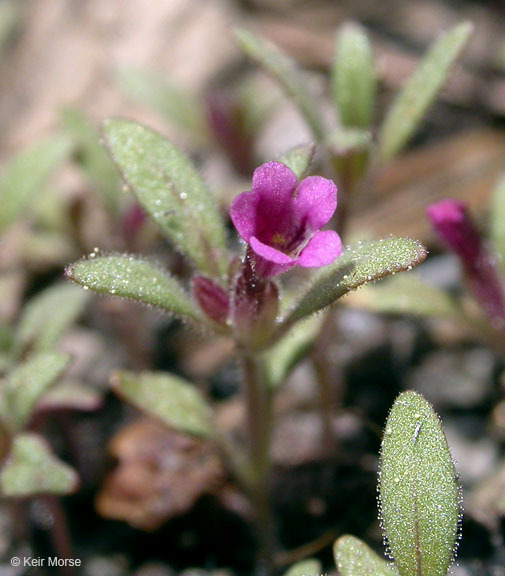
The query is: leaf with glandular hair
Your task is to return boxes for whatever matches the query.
[103,119,228,277]
[334,535,397,576]
[15,283,89,355]
[283,559,322,576]
[282,237,427,330]
[116,68,207,140]
[379,391,461,576]
[490,176,505,270]
[278,143,315,180]
[264,315,323,389]
[0,134,72,235]
[351,275,462,321]
[65,254,200,322]
[0,433,78,496]
[379,22,473,160]
[234,28,325,142]
[3,352,70,431]
[61,107,121,212]
[332,23,375,129]
[112,371,213,438]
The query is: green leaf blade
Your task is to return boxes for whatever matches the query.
[234,28,325,142]
[334,535,397,576]
[62,108,121,213]
[284,237,427,328]
[103,119,228,277]
[379,22,473,159]
[66,254,199,321]
[15,283,89,355]
[4,352,70,431]
[283,559,322,576]
[112,371,213,438]
[379,391,461,576]
[277,143,315,180]
[332,23,376,129]
[353,275,462,321]
[0,134,73,235]
[0,433,78,496]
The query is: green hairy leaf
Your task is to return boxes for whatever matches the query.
[490,175,505,270]
[264,316,323,389]
[0,134,72,235]
[334,535,396,576]
[379,22,473,159]
[354,275,462,320]
[103,119,228,277]
[112,371,213,437]
[116,67,207,139]
[15,283,89,355]
[332,23,375,129]
[0,433,78,496]
[283,237,427,329]
[278,143,315,180]
[234,28,325,142]
[283,559,322,576]
[379,391,461,576]
[3,352,70,431]
[62,107,121,212]
[66,254,200,322]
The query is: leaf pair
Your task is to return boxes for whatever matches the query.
[235,22,472,161]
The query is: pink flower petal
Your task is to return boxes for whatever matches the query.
[252,161,298,204]
[294,176,337,232]
[297,230,342,268]
[230,190,259,242]
[250,236,295,264]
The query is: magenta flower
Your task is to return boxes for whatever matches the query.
[427,199,505,329]
[230,161,342,277]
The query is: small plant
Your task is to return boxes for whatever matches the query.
[65,116,427,572]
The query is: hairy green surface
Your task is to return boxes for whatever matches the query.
[356,275,462,321]
[332,23,375,129]
[490,176,505,270]
[112,371,212,437]
[3,352,70,431]
[334,535,397,576]
[103,119,228,277]
[234,28,325,142]
[66,254,199,322]
[283,559,322,576]
[284,237,427,329]
[264,315,323,389]
[278,143,315,180]
[379,391,461,576]
[15,283,89,355]
[379,22,473,159]
[62,107,121,212]
[0,433,78,496]
[0,134,72,235]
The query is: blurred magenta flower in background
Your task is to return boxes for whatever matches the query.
[230,161,342,277]
[427,198,505,329]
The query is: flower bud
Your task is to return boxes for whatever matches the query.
[192,275,230,325]
[231,249,279,347]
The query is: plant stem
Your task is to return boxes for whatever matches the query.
[240,350,275,576]
[44,496,75,576]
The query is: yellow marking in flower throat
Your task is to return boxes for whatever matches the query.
[271,233,287,247]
